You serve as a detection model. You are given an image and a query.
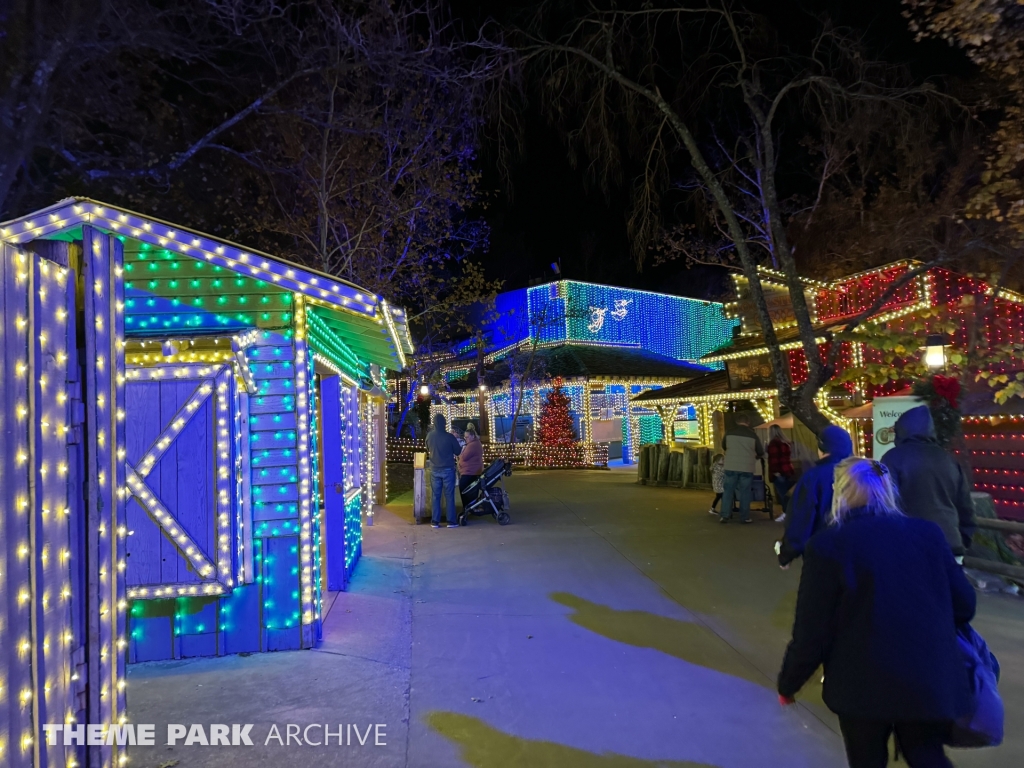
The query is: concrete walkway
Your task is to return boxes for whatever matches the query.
[126,467,1023,767]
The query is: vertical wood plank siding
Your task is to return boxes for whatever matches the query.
[33,254,74,767]
[82,226,126,768]
[2,243,34,766]
[2,243,82,768]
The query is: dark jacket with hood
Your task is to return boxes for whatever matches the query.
[778,508,976,721]
[425,414,462,470]
[777,426,853,567]
[881,405,976,556]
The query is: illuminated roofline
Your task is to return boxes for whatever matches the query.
[525,278,725,308]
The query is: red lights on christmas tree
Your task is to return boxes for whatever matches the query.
[536,379,576,448]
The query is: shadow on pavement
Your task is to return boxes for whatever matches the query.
[550,592,825,707]
[425,711,717,768]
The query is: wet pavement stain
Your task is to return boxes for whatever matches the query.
[426,711,717,768]
[550,592,826,707]
[550,592,766,687]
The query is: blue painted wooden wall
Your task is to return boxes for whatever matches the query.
[127,330,366,662]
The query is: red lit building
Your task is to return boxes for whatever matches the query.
[632,261,1024,519]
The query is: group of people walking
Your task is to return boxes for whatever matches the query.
[424,413,484,528]
[714,406,989,767]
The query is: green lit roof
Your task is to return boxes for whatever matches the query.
[1,198,414,369]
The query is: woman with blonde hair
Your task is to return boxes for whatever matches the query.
[778,458,976,767]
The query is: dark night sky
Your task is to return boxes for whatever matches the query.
[448,0,972,301]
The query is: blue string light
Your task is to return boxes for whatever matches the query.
[519,281,736,362]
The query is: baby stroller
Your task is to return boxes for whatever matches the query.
[752,456,776,519]
[458,459,512,526]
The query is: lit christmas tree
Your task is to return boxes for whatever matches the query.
[536,379,576,447]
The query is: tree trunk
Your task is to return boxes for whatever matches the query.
[782,392,832,435]
[394,383,416,438]
[548,42,833,434]
[476,333,489,441]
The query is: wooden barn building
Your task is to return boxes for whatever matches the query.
[0,199,412,767]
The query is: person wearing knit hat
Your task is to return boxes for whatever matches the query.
[776,425,853,568]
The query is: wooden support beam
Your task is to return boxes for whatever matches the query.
[975,518,1024,535]
[963,557,1024,582]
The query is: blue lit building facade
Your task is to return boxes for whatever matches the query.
[0,195,413,752]
[485,281,736,360]
[426,280,737,463]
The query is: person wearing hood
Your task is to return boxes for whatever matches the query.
[426,414,463,528]
[458,421,484,496]
[777,425,853,568]
[778,457,975,768]
[881,405,976,558]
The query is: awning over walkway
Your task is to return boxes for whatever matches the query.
[630,371,777,406]
[447,343,712,390]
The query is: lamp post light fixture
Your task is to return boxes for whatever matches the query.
[479,384,487,392]
[924,333,948,371]
[419,383,430,397]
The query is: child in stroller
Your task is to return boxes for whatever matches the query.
[458,459,512,526]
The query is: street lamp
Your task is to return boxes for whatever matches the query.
[924,333,948,371]
[419,384,430,397]
[479,384,487,392]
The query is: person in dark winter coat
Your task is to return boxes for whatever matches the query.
[766,424,796,522]
[426,414,462,528]
[720,411,765,523]
[776,425,853,567]
[778,457,976,768]
[881,405,976,557]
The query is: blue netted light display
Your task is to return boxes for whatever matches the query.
[344,493,362,578]
[523,281,736,362]
[481,281,736,364]
[307,353,323,636]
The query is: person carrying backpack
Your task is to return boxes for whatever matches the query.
[778,458,976,767]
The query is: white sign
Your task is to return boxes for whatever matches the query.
[591,417,623,442]
[872,395,921,459]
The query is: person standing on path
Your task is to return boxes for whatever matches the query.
[426,414,462,528]
[881,405,976,560]
[708,452,727,515]
[777,425,852,567]
[458,421,484,498]
[720,412,764,524]
[767,424,796,523]
[778,457,975,768]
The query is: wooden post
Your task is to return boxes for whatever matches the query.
[2,243,34,768]
[412,452,426,522]
[681,448,693,488]
[476,333,489,442]
[656,444,670,484]
[82,226,125,767]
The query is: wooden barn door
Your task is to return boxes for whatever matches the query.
[1,227,126,768]
[124,364,237,660]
